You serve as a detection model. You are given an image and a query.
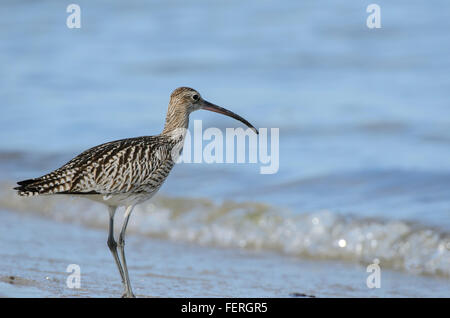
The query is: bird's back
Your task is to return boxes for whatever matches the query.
[15,135,178,202]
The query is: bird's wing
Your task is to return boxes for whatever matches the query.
[15,136,176,196]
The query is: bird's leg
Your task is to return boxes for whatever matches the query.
[107,206,126,294]
[118,205,135,298]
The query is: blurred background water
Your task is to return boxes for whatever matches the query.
[0,0,450,294]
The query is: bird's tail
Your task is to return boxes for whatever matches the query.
[14,175,70,196]
[14,178,44,196]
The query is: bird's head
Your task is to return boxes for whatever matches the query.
[165,87,258,134]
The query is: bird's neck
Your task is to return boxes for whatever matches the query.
[162,104,190,140]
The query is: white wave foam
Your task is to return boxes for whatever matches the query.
[1,182,449,278]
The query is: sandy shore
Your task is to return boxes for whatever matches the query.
[0,209,448,298]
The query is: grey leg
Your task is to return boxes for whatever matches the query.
[118,205,135,298]
[107,206,126,294]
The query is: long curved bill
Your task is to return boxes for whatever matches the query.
[201,100,259,134]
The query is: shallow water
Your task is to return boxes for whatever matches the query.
[1,210,448,298]
[1,181,449,280]
[0,0,450,297]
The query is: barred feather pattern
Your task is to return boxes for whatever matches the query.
[15,135,181,206]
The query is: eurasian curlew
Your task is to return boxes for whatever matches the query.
[14,87,258,297]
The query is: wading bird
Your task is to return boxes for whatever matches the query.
[14,87,258,297]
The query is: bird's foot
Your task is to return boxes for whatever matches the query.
[121,292,136,298]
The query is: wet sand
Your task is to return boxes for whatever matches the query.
[0,210,448,298]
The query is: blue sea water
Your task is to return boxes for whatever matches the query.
[0,1,449,282]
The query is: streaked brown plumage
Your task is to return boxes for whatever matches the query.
[14,87,258,297]
[16,136,177,205]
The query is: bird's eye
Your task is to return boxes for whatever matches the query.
[192,94,199,101]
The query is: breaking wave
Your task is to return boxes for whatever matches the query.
[0,182,449,278]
